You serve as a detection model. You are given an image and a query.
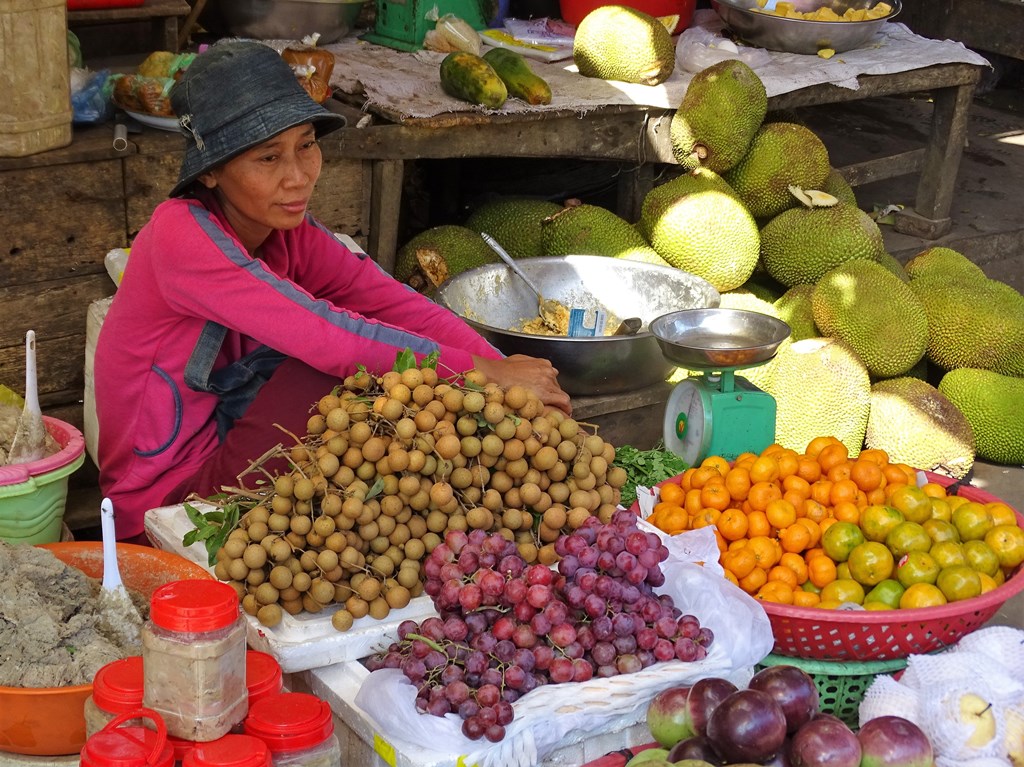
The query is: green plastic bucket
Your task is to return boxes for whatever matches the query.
[0,416,85,544]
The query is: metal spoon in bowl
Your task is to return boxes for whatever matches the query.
[480,233,565,333]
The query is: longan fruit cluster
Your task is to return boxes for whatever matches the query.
[213,363,628,632]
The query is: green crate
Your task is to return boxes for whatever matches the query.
[755,653,908,729]
[361,0,489,52]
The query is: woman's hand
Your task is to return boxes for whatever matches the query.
[471,354,572,416]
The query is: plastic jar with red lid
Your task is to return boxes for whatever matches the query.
[84,655,145,737]
[246,651,284,707]
[142,580,248,742]
[80,709,175,767]
[243,692,340,767]
[183,734,271,767]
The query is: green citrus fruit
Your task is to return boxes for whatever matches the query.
[847,541,895,586]
[889,485,933,524]
[952,502,995,542]
[895,550,940,587]
[963,539,1001,577]
[885,521,932,558]
[983,524,1024,569]
[929,540,967,569]
[900,582,947,608]
[923,518,960,545]
[864,578,905,609]
[860,505,905,543]
[822,521,866,563]
[936,564,983,602]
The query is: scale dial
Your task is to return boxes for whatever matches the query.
[663,379,712,466]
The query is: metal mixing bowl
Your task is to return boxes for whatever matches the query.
[203,0,367,43]
[711,0,901,55]
[651,308,791,369]
[434,256,721,396]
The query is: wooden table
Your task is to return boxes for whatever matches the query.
[67,0,192,52]
[327,61,981,271]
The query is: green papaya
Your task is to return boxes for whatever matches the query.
[482,47,552,105]
[439,51,507,109]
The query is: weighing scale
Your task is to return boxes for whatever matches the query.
[362,0,492,51]
[650,308,791,466]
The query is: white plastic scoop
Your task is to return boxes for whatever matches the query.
[7,330,47,465]
[98,497,144,648]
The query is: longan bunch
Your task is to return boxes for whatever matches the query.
[213,362,629,632]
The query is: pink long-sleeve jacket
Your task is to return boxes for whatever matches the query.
[95,192,499,537]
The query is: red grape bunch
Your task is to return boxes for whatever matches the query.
[366,510,714,743]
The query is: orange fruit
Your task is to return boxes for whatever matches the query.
[748,481,783,512]
[658,482,686,506]
[690,465,723,490]
[850,460,884,493]
[684,488,704,517]
[725,467,752,502]
[817,443,850,474]
[779,523,812,554]
[936,565,983,602]
[978,572,999,594]
[747,510,772,539]
[810,480,833,507]
[766,499,797,530]
[987,503,1018,529]
[885,521,932,558]
[821,521,866,563]
[722,547,757,579]
[779,551,809,584]
[899,582,947,609]
[806,436,842,459]
[962,540,1001,577]
[832,501,861,526]
[952,502,995,542]
[701,455,731,476]
[650,503,687,535]
[888,485,934,524]
[801,499,828,525]
[983,524,1024,569]
[795,517,822,548]
[691,508,722,530]
[895,550,940,587]
[748,535,782,570]
[883,463,918,489]
[847,541,895,586]
[827,461,854,483]
[819,578,865,605]
[767,565,799,588]
[776,450,800,480]
[678,467,697,492]
[701,481,732,512]
[749,455,781,484]
[756,581,795,605]
[807,555,838,589]
[860,505,905,543]
[717,508,749,542]
[920,482,948,499]
[866,487,888,507]
[792,590,820,608]
[857,448,890,467]
[796,457,822,484]
[739,567,768,594]
[829,479,860,507]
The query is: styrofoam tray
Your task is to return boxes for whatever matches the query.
[144,503,438,673]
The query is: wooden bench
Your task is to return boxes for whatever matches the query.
[67,0,193,52]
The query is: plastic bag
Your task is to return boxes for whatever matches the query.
[72,69,114,125]
[424,6,482,55]
[676,24,772,74]
[283,34,334,104]
[354,525,773,767]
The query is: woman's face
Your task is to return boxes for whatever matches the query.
[198,123,322,253]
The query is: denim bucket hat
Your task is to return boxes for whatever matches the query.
[168,40,346,197]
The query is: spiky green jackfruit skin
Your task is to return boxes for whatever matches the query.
[617,247,672,267]
[464,198,563,260]
[812,259,928,379]
[573,6,674,86]
[822,168,858,207]
[670,59,767,173]
[875,251,909,282]
[908,276,1024,377]
[939,368,1024,465]
[739,278,783,304]
[774,284,818,342]
[759,202,887,287]
[866,377,975,480]
[638,169,760,292]
[394,225,497,283]
[761,337,871,457]
[540,204,649,258]
[722,123,831,221]
[904,247,987,283]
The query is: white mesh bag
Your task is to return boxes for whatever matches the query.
[919,684,1007,761]
[859,674,923,728]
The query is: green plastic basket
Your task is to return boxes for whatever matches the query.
[755,653,908,729]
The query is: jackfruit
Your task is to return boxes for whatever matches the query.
[866,377,975,480]
[909,277,1024,377]
[759,196,888,287]
[723,123,831,220]
[739,278,784,303]
[573,6,675,86]
[540,203,655,260]
[812,259,928,379]
[938,368,1024,465]
[875,251,909,282]
[638,168,760,292]
[670,59,767,173]
[394,225,497,284]
[822,168,858,207]
[761,337,871,457]
[904,246,987,283]
[464,198,563,259]
[774,284,818,341]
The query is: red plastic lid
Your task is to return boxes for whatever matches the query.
[246,651,283,705]
[150,580,239,632]
[183,734,271,767]
[167,734,196,763]
[92,656,145,713]
[80,710,174,767]
[243,693,334,751]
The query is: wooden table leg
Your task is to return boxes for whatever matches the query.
[894,78,977,239]
[368,159,404,274]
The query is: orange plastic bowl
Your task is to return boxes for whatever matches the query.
[0,542,213,757]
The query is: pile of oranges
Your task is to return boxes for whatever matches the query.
[645,436,1024,610]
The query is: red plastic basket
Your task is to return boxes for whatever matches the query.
[763,472,1024,661]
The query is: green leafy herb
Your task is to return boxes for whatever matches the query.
[612,443,688,507]
[393,348,439,372]
[183,501,241,567]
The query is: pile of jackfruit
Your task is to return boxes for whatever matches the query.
[394,59,1024,476]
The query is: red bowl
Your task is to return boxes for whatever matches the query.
[0,542,212,757]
